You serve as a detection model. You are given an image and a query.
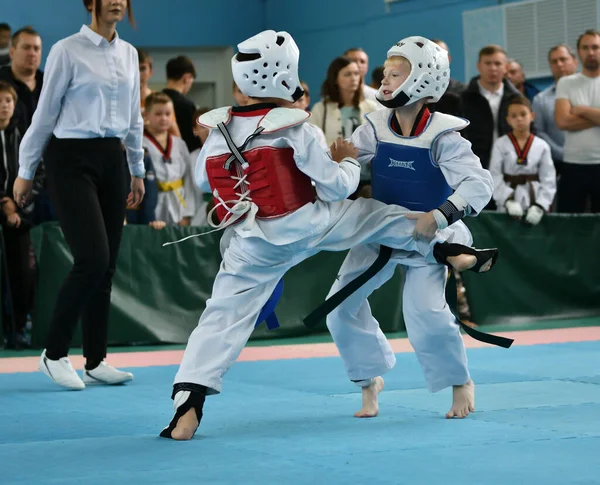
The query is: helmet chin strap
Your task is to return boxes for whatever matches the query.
[376,91,411,109]
[291,86,304,102]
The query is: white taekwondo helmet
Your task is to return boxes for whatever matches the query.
[376,36,450,108]
[232,30,304,102]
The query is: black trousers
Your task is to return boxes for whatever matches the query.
[556,163,600,213]
[44,137,127,361]
[1,224,36,335]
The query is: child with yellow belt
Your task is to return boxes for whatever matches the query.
[143,92,195,226]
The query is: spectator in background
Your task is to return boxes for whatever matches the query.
[532,45,578,176]
[369,65,384,90]
[506,59,540,101]
[344,47,378,101]
[137,48,153,112]
[232,81,249,107]
[489,95,556,224]
[460,45,520,172]
[0,81,43,349]
[554,29,600,213]
[143,92,195,226]
[0,27,43,135]
[163,55,199,153]
[310,57,378,145]
[138,49,181,137]
[0,24,11,67]
[0,27,53,225]
[310,57,377,198]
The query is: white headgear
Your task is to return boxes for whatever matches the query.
[376,36,450,108]
[232,30,304,102]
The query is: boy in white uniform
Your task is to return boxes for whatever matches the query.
[143,93,195,226]
[324,37,496,420]
[159,31,498,440]
[490,95,556,222]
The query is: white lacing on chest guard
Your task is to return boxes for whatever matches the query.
[207,171,256,229]
[162,125,262,247]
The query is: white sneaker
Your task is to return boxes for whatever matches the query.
[38,350,85,390]
[82,361,133,385]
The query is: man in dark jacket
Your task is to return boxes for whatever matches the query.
[0,27,43,135]
[506,59,540,102]
[460,45,520,171]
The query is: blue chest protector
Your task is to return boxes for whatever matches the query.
[366,110,469,212]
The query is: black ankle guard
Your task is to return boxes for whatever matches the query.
[159,383,207,439]
[434,242,499,273]
[171,382,208,400]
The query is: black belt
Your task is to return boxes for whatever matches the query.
[445,270,513,348]
[303,245,514,349]
[303,245,393,327]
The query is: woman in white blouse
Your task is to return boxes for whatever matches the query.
[13,0,144,390]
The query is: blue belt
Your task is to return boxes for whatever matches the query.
[255,278,284,330]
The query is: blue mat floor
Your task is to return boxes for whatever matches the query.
[1,341,599,484]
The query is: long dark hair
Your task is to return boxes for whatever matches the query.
[83,0,136,28]
[320,57,363,108]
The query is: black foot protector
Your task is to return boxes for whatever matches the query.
[434,243,499,273]
[159,383,207,440]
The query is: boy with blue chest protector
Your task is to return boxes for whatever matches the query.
[327,37,495,420]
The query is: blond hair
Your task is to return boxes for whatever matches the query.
[385,55,411,68]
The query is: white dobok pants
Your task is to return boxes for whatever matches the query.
[327,221,472,392]
[174,198,467,394]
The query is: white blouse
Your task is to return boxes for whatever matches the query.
[19,25,144,180]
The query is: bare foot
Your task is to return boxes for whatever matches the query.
[446,379,475,419]
[446,254,477,272]
[354,376,384,418]
[169,407,199,440]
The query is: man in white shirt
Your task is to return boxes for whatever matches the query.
[344,47,379,102]
[555,29,600,213]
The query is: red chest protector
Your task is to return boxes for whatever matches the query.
[199,106,316,224]
[206,146,315,221]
